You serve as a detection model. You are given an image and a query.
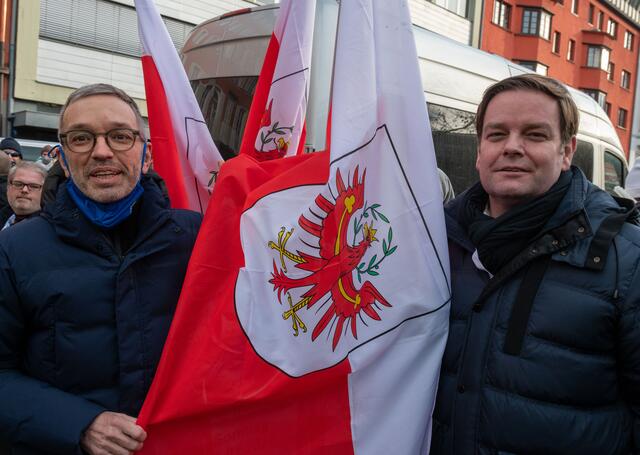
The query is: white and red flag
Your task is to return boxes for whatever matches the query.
[137,1,450,453]
[238,0,315,160]
[135,0,222,213]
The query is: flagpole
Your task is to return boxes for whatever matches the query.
[324,0,342,151]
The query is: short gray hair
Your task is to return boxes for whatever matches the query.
[8,161,48,182]
[58,83,147,140]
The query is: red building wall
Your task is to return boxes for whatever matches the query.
[481,0,639,156]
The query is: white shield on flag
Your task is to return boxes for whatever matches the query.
[235,125,449,377]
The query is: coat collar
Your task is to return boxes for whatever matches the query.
[446,167,627,270]
[42,176,172,256]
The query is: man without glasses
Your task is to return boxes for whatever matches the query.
[431,73,640,454]
[0,84,202,454]
[1,161,46,230]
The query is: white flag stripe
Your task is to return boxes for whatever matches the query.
[254,0,315,158]
[331,1,451,453]
[136,0,222,211]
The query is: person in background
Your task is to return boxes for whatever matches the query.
[432,74,639,454]
[0,83,202,454]
[0,151,9,214]
[438,168,455,203]
[36,144,58,171]
[0,161,46,230]
[41,145,68,207]
[0,137,23,166]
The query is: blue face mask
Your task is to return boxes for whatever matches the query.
[61,143,147,229]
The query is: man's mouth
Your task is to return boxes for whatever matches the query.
[89,169,122,180]
[497,167,529,172]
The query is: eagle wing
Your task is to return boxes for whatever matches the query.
[299,166,366,261]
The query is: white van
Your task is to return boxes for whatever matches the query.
[180,2,628,195]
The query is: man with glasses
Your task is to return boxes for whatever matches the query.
[0,137,23,166]
[0,161,46,230]
[0,84,202,454]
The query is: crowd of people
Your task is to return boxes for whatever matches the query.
[0,74,638,454]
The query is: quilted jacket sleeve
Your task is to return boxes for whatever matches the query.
[619,251,640,453]
[0,244,105,453]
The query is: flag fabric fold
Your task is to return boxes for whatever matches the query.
[136,0,222,213]
[238,0,315,160]
[138,0,450,453]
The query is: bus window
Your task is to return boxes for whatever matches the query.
[604,150,626,193]
[572,140,594,182]
[428,103,478,195]
[191,76,258,159]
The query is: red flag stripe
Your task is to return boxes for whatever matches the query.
[239,33,281,158]
[137,153,354,454]
[141,55,190,209]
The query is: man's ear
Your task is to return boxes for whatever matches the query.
[58,148,71,178]
[142,142,152,174]
[562,136,577,171]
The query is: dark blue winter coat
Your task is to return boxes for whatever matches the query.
[0,176,201,454]
[431,169,640,454]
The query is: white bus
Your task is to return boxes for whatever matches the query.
[180,2,628,195]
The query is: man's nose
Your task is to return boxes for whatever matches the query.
[503,133,524,155]
[91,135,115,159]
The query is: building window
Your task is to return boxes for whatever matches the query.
[517,60,549,75]
[39,0,193,58]
[429,0,468,18]
[607,19,618,38]
[588,4,594,23]
[571,0,579,15]
[492,0,511,28]
[597,11,604,30]
[521,8,552,39]
[621,70,631,89]
[605,102,611,116]
[586,45,610,71]
[567,39,576,61]
[607,62,615,81]
[617,108,628,128]
[583,89,607,109]
[624,31,634,50]
[552,31,561,53]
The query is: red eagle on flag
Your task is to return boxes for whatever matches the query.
[269,166,391,350]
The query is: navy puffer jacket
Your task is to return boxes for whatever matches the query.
[0,176,201,454]
[431,168,640,455]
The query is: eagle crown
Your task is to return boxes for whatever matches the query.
[362,222,378,246]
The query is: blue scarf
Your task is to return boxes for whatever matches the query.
[61,143,146,229]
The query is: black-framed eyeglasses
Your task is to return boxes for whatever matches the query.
[59,128,143,154]
[3,150,20,158]
[9,180,43,191]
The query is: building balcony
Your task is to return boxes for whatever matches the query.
[581,29,617,48]
[579,66,613,89]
